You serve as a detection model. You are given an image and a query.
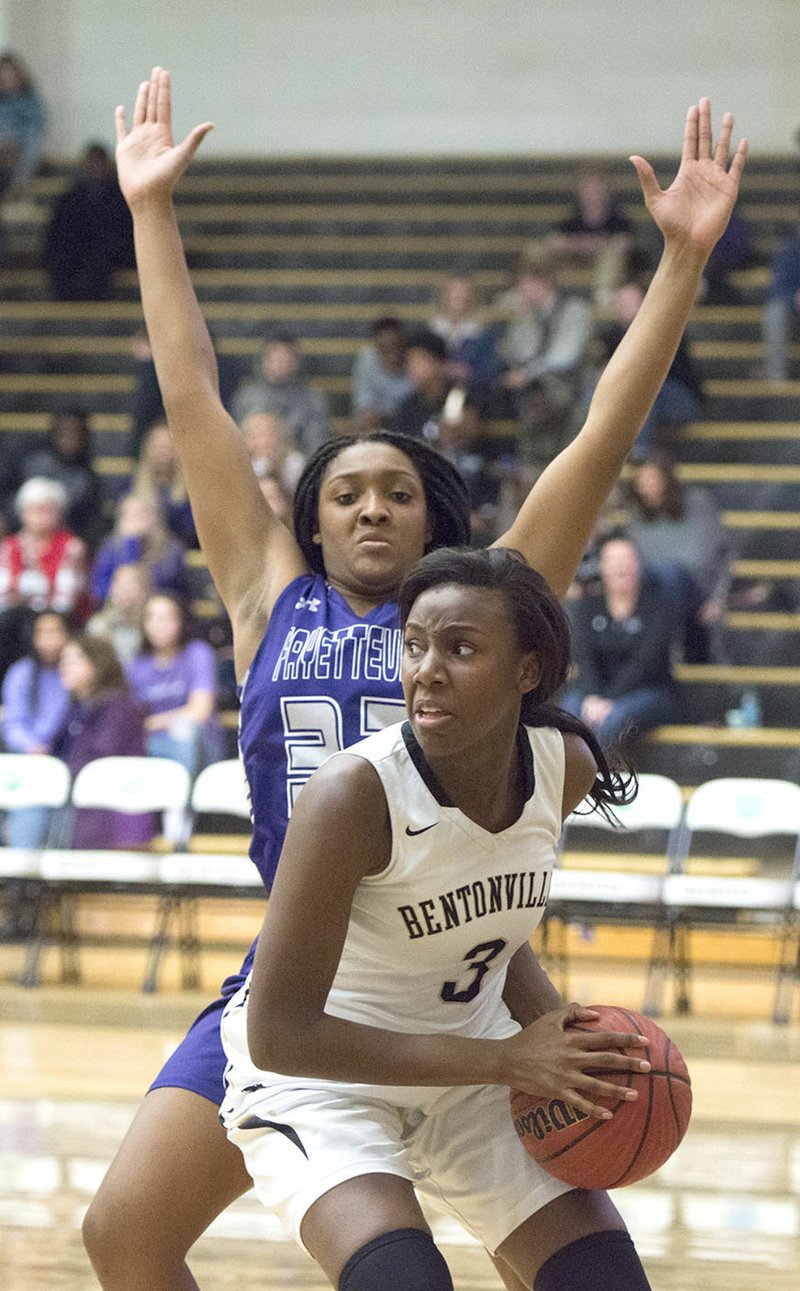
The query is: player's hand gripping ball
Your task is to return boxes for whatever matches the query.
[510,1006,692,1188]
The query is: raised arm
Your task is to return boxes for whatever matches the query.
[497,98,747,597]
[115,68,306,677]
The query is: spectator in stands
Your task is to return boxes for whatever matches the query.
[389,327,458,440]
[495,242,594,477]
[1,610,70,853]
[127,331,240,458]
[257,473,293,527]
[349,316,413,431]
[563,531,679,751]
[598,279,704,458]
[90,493,191,607]
[86,561,150,665]
[53,632,154,849]
[551,163,634,307]
[126,592,223,776]
[43,141,134,301]
[626,453,732,663]
[435,394,503,545]
[133,419,196,546]
[231,334,328,455]
[0,477,88,682]
[241,411,305,496]
[429,274,504,392]
[699,205,751,305]
[18,407,108,548]
[0,52,46,203]
[763,227,800,382]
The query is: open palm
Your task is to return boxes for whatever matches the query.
[630,99,747,255]
[115,67,212,209]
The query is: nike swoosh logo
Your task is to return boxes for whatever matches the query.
[405,823,437,836]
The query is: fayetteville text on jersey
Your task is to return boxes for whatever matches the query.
[271,624,402,684]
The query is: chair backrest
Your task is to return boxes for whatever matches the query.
[676,777,800,878]
[685,778,800,839]
[0,753,71,810]
[71,756,192,814]
[564,774,685,840]
[191,759,252,820]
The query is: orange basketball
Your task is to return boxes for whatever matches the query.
[510,1006,692,1188]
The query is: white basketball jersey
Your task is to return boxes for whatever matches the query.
[223,718,565,1110]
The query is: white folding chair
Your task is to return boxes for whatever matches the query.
[0,753,72,950]
[543,775,685,996]
[145,759,255,993]
[644,778,800,1019]
[22,757,191,988]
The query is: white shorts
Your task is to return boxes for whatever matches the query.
[221,1066,573,1254]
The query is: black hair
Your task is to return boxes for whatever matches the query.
[25,609,71,714]
[398,546,636,820]
[404,328,448,362]
[371,316,406,337]
[292,431,471,575]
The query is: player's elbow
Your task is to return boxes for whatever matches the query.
[246,1007,308,1074]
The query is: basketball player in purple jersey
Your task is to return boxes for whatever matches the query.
[83,69,745,1290]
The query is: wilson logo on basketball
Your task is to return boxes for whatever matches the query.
[512,1098,589,1142]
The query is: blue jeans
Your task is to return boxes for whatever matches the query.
[633,379,702,457]
[562,686,677,753]
[5,806,52,848]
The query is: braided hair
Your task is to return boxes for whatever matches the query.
[398,546,637,820]
[292,431,471,575]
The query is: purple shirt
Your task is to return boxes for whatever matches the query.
[1,658,71,753]
[126,639,218,718]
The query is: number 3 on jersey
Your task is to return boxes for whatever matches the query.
[441,939,507,1004]
[280,695,405,813]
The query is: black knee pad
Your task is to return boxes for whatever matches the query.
[534,1230,651,1291]
[339,1227,453,1291]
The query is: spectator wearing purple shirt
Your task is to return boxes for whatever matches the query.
[126,593,223,776]
[53,633,155,849]
[1,610,70,852]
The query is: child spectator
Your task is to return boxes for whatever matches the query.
[1,610,70,849]
[18,407,108,548]
[53,632,154,849]
[126,593,223,776]
[133,419,196,546]
[90,493,191,606]
[350,317,413,431]
[86,561,151,665]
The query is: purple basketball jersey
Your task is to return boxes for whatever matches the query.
[238,573,405,889]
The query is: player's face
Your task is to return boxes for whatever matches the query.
[315,443,432,600]
[402,583,540,761]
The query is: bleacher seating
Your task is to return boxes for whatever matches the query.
[2,152,800,1007]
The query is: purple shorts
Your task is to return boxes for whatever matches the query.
[149,940,258,1105]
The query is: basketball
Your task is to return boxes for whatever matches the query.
[510,1006,692,1189]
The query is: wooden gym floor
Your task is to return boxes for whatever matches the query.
[1,938,799,1291]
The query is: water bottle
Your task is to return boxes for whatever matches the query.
[739,689,762,728]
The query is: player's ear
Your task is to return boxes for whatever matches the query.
[312,531,322,545]
[518,652,541,696]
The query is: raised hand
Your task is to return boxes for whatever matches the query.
[115,66,213,210]
[630,97,747,257]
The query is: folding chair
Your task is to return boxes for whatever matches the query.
[643,777,800,1019]
[145,759,256,992]
[21,756,191,988]
[543,774,685,997]
[0,753,72,942]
